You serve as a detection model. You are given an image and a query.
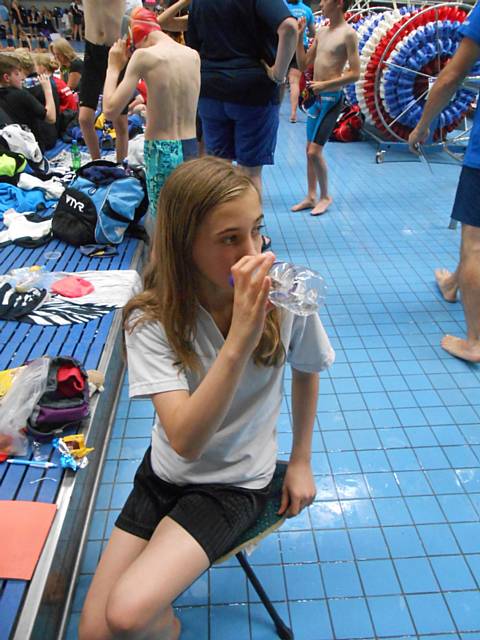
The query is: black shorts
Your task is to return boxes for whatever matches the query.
[289,45,307,71]
[451,165,480,228]
[79,40,128,114]
[115,447,271,564]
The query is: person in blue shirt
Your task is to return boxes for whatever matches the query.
[0,2,9,25]
[286,0,316,122]
[409,2,480,363]
[186,0,298,195]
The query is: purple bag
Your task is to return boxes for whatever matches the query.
[27,356,90,440]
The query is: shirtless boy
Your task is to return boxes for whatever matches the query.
[80,0,133,162]
[292,0,359,216]
[103,7,200,216]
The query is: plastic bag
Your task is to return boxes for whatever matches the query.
[8,266,63,292]
[0,357,50,456]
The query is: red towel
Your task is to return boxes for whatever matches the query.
[51,276,94,298]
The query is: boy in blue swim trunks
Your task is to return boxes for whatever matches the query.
[103,6,200,220]
[293,0,360,216]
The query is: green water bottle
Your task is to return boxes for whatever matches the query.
[71,139,81,171]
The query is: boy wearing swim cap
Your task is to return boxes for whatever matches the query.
[103,6,200,220]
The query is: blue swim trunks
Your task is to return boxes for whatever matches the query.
[451,165,480,228]
[144,138,198,216]
[198,97,280,167]
[306,91,344,146]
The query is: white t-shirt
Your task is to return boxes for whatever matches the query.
[126,306,335,489]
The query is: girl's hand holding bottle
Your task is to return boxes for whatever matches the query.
[227,252,276,357]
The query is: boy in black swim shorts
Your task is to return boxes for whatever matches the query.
[79,0,138,162]
[79,39,130,162]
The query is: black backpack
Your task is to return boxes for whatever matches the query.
[52,160,148,246]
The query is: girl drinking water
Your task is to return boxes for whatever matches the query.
[79,156,334,640]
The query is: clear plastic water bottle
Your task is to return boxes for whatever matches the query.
[268,262,326,316]
[230,262,326,316]
[70,139,81,171]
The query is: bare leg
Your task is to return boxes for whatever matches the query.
[291,143,317,211]
[238,164,263,196]
[236,164,271,247]
[288,68,301,123]
[441,224,480,362]
[79,528,148,640]
[112,113,129,163]
[308,141,332,215]
[80,517,210,640]
[79,106,101,160]
[435,267,459,302]
[106,517,209,639]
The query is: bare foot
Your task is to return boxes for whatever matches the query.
[441,335,480,362]
[171,616,182,640]
[311,196,332,216]
[435,268,458,302]
[291,197,316,212]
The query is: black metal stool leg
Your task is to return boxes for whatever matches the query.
[236,552,294,640]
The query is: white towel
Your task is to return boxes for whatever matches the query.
[18,173,65,200]
[56,270,142,308]
[0,210,52,244]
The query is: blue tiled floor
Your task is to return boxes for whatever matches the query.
[65,101,480,639]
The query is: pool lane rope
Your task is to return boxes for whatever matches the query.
[344,5,479,141]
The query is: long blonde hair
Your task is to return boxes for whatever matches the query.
[124,157,285,373]
[50,38,78,65]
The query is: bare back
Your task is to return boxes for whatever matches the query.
[133,38,200,141]
[83,0,125,46]
[313,23,355,82]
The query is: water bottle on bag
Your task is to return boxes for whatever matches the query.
[70,139,81,171]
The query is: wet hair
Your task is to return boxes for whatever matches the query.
[124,157,285,373]
[0,53,21,79]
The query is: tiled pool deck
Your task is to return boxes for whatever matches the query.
[66,104,480,640]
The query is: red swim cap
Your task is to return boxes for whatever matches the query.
[130,7,161,47]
